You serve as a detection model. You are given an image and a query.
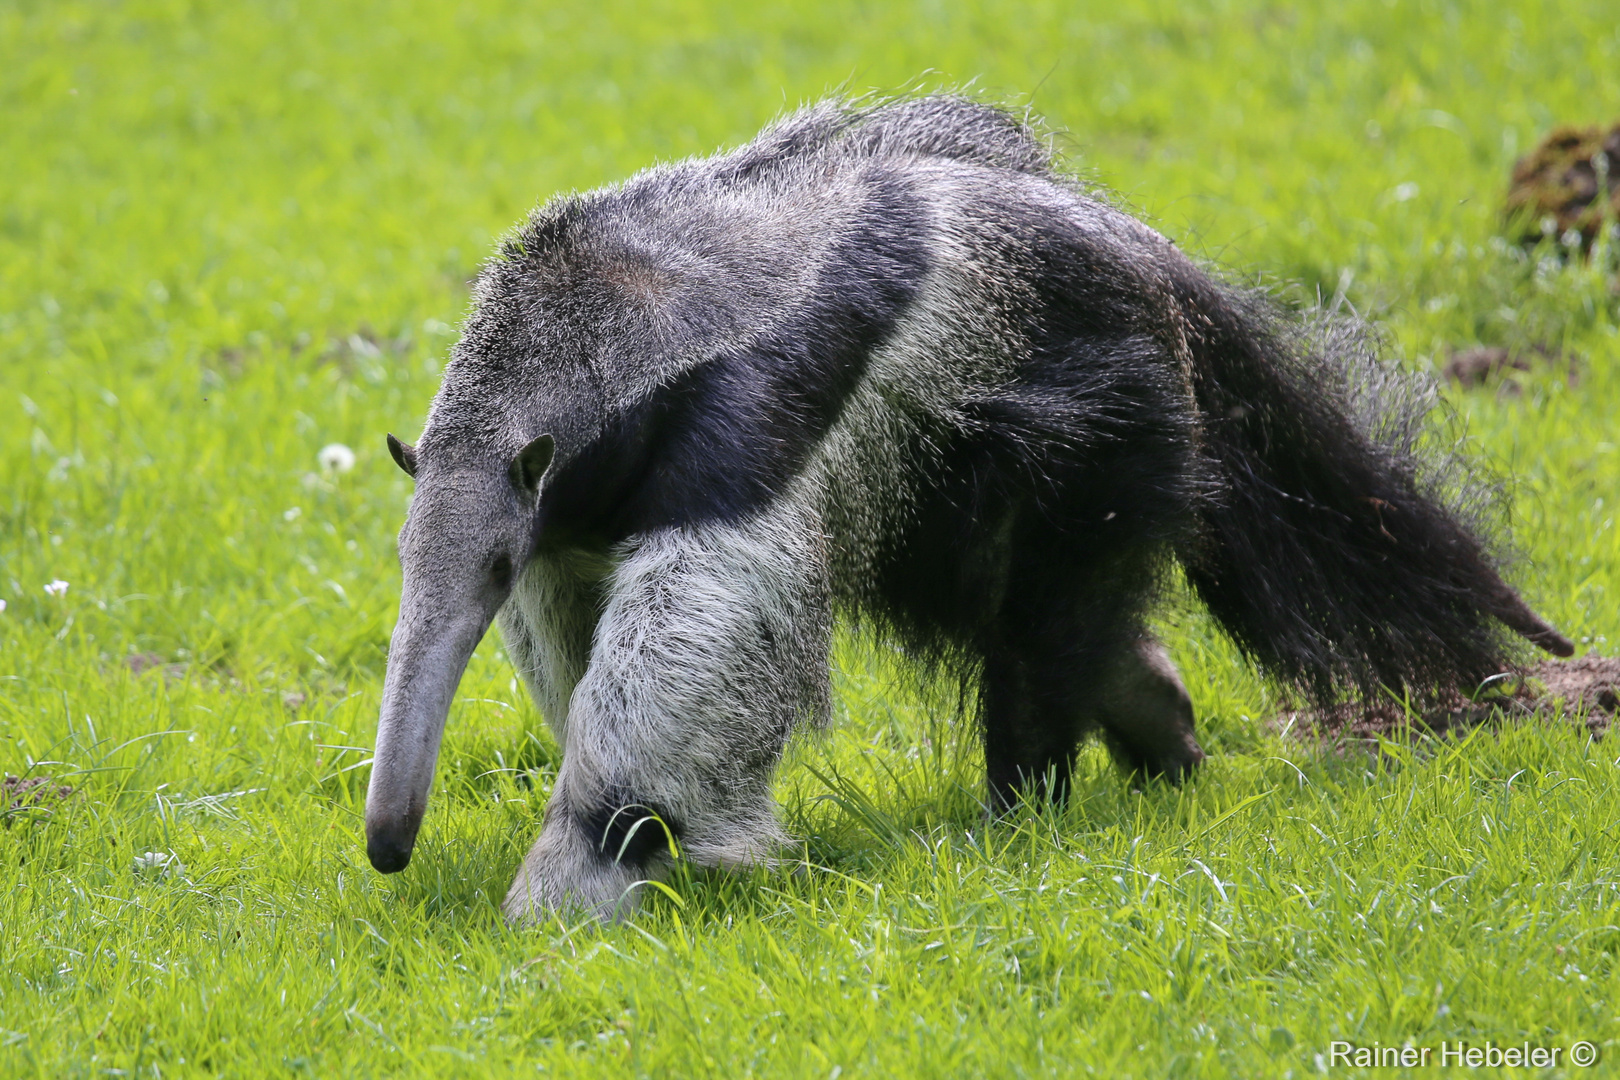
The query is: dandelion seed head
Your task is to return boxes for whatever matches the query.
[318,443,356,473]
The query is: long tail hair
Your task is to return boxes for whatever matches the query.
[1170,268,1572,706]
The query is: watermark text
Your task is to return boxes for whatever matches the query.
[1322,1040,1599,1069]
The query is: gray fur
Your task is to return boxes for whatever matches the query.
[365,93,1569,920]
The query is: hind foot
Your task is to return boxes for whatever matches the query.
[1098,639,1205,782]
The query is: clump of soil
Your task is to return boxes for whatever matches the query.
[1276,655,1620,742]
[1535,654,1620,715]
[1441,342,1579,395]
[125,651,163,674]
[1505,122,1620,255]
[125,651,188,679]
[3,774,77,827]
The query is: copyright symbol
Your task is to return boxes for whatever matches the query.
[1571,1041,1600,1067]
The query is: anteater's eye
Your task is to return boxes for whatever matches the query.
[490,553,514,590]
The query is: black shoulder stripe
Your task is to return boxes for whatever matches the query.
[608,170,932,534]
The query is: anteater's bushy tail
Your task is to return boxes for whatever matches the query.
[1170,268,1573,707]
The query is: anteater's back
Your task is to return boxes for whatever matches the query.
[446,94,1568,702]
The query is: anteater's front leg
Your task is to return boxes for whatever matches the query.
[502,507,831,923]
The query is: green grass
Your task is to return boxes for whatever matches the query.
[3,0,1619,1075]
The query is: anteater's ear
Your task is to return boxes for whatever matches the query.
[509,433,556,497]
[386,434,418,478]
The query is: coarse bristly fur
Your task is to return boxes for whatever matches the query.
[362,93,1575,923]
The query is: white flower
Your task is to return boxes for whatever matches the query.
[318,443,356,473]
[0,599,7,612]
[44,580,69,597]
[283,506,302,522]
[133,851,183,879]
[1392,182,1419,202]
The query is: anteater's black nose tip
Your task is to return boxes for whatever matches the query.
[366,827,416,874]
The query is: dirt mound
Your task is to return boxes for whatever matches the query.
[1535,653,1620,714]
[3,774,77,827]
[1275,654,1620,741]
[125,651,189,679]
[1441,342,1579,396]
[1506,122,1620,255]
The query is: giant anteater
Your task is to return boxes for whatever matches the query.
[364,95,1573,921]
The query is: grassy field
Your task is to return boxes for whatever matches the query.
[4,0,1620,1075]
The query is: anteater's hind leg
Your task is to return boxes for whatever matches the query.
[980,644,1088,811]
[978,549,1137,810]
[980,552,1203,811]
[1093,637,1204,783]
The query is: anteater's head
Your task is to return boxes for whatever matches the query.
[364,431,555,874]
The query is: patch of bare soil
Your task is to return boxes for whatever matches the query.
[1441,342,1579,396]
[1506,121,1620,255]
[1275,655,1620,742]
[1535,654,1620,716]
[3,774,77,827]
[125,651,189,679]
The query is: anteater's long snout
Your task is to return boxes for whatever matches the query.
[365,597,493,874]
[367,805,422,873]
